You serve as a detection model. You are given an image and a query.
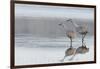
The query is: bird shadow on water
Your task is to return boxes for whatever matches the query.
[59,46,89,62]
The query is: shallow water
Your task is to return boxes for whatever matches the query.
[15,35,94,65]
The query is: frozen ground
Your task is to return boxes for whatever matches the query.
[15,35,94,65]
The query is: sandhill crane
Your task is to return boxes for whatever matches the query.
[58,19,89,61]
[66,19,89,60]
[58,23,76,61]
[66,19,88,48]
[58,23,76,48]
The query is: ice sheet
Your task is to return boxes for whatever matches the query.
[15,35,94,65]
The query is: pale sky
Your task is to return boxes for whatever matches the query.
[15,4,94,19]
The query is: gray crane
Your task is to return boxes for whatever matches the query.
[58,22,76,48]
[66,19,88,47]
[58,22,76,61]
[66,19,89,60]
[58,18,89,61]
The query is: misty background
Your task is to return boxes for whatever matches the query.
[15,4,94,38]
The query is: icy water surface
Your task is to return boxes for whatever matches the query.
[15,35,94,65]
